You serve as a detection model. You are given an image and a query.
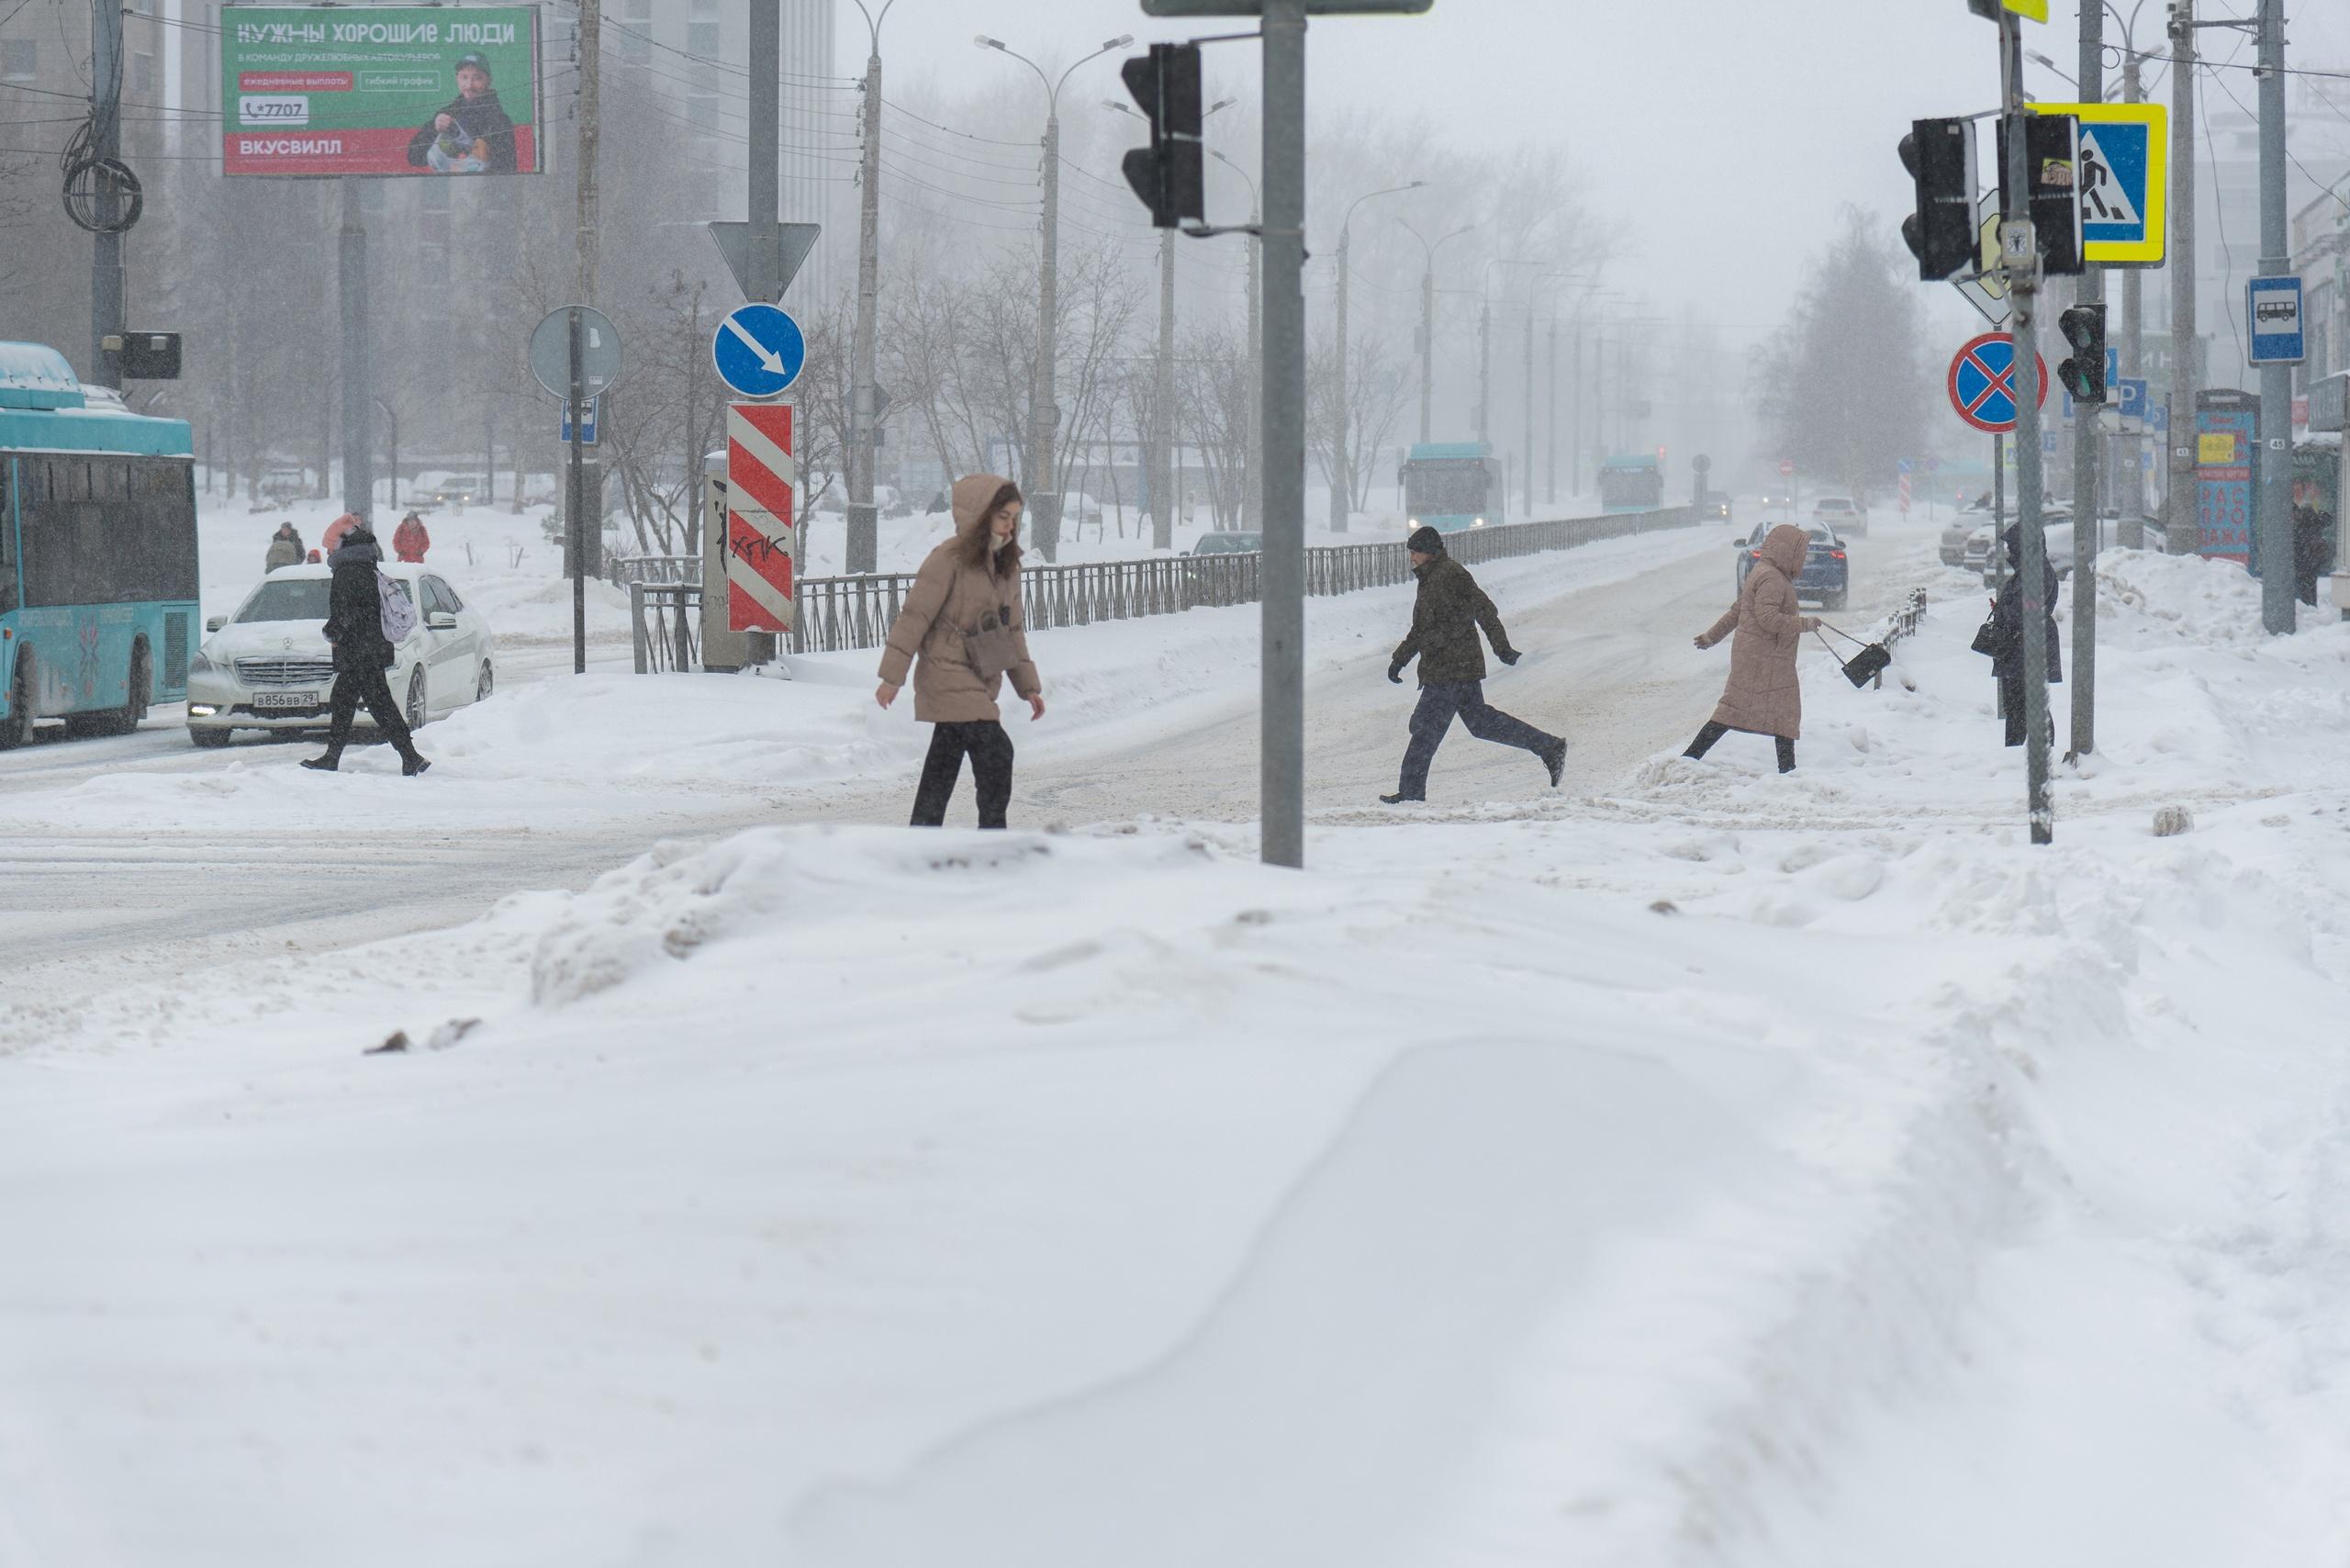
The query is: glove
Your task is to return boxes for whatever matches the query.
[1497,648,1521,666]
[1387,663,1405,685]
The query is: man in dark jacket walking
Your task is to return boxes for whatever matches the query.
[1381,526,1565,803]
[303,521,431,776]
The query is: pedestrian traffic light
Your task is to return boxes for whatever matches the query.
[1119,43,1203,230]
[1996,111,2084,276]
[2058,302,2107,402]
[1899,118,1977,282]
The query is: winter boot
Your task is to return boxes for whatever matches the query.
[1378,791,1423,805]
[401,752,432,778]
[300,754,340,772]
[1542,738,1567,788]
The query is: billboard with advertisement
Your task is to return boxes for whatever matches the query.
[220,6,543,178]
[2195,389,2259,566]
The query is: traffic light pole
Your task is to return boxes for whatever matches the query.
[2001,13,2055,846]
[1260,0,1305,868]
[2068,0,2102,759]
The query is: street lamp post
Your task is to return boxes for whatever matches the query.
[1477,257,1532,475]
[1211,148,1261,532]
[978,31,1133,563]
[1329,180,1422,532]
[1397,218,1472,445]
[845,0,899,576]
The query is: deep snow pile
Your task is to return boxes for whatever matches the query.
[9,548,2350,1565]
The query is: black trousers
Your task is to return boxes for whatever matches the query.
[911,720,1014,829]
[325,659,416,756]
[1685,719,1796,774]
[1398,679,1559,798]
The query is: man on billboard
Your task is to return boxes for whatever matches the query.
[406,52,517,174]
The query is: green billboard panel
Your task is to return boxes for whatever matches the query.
[221,6,543,177]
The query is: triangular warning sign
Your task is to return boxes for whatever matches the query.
[2076,127,2142,230]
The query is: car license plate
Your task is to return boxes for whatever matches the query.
[254,691,318,711]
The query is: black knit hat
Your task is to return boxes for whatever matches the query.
[1407,525,1445,555]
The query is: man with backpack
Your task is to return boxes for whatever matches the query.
[1380,526,1566,804]
[303,520,431,777]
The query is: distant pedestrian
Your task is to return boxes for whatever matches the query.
[302,521,431,778]
[1977,524,2061,748]
[875,474,1044,829]
[1380,526,1565,804]
[925,489,949,515]
[1684,522,1819,773]
[321,511,362,558]
[2292,503,2330,608]
[263,521,304,574]
[393,510,431,564]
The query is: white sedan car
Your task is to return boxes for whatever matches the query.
[186,563,496,746]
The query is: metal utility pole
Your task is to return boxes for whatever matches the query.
[748,2,779,304]
[1520,298,1535,516]
[2068,0,2104,759]
[1476,292,1491,445]
[1155,226,1175,544]
[574,0,603,579]
[338,182,374,519]
[2001,12,2055,845]
[2165,0,2198,556]
[1260,0,1306,868]
[1399,219,1471,446]
[2121,43,2147,545]
[2254,0,2292,634]
[1329,182,1420,532]
[1545,315,1558,505]
[979,35,1130,563]
[566,308,588,675]
[847,2,896,577]
[1209,150,1261,531]
[87,0,123,388]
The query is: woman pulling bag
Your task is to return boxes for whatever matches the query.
[876,474,1046,829]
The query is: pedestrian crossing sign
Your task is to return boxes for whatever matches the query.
[2027,101,2167,265]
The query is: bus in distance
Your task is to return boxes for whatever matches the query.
[1597,453,1664,514]
[1399,441,1506,532]
[0,342,199,746]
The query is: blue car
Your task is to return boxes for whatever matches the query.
[1734,521,1850,610]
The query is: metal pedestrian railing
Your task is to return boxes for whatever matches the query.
[784,506,1696,658]
[610,554,702,588]
[629,582,701,674]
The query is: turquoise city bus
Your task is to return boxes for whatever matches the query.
[1596,454,1664,514]
[0,342,198,745]
[1399,441,1506,532]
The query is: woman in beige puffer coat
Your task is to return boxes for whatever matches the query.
[1684,522,1820,774]
[876,474,1045,827]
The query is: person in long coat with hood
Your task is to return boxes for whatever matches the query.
[1980,524,2062,747]
[1685,522,1820,773]
[303,521,431,777]
[876,475,1044,828]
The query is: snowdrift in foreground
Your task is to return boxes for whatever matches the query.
[10,545,2350,1566]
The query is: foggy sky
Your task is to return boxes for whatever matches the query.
[871,0,2350,351]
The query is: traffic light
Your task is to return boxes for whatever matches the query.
[2058,302,2107,403]
[1899,118,1976,282]
[1997,111,2083,276]
[1119,43,1203,230]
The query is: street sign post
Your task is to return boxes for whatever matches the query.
[1947,332,2048,433]
[2247,274,2305,365]
[532,305,624,676]
[724,402,798,638]
[2024,101,2167,265]
[711,304,808,399]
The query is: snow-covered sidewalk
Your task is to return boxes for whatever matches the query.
[8,548,2350,1566]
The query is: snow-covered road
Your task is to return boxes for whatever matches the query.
[5,520,1826,1009]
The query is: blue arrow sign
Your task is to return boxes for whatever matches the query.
[2247,274,2303,366]
[711,303,807,398]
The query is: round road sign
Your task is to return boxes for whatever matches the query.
[530,305,624,402]
[1777,459,1794,477]
[711,303,808,399]
[1946,331,2047,434]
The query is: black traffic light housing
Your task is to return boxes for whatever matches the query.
[1899,118,1977,282]
[1997,111,2084,276]
[2058,303,2107,403]
[1120,43,1203,229]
